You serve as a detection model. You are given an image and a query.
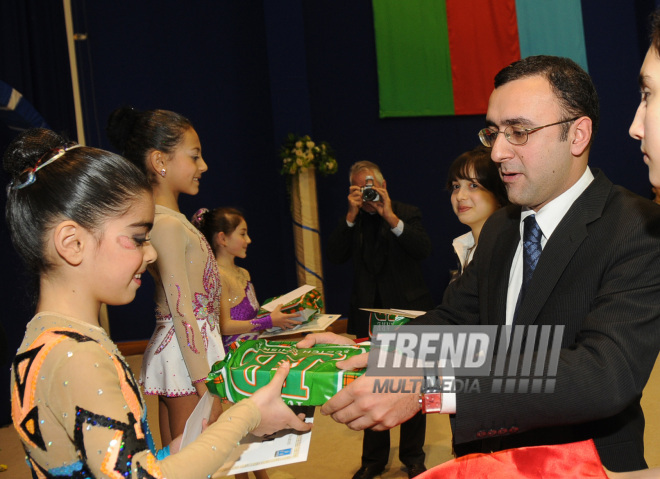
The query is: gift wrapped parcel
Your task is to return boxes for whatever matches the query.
[207,339,369,406]
[256,286,323,326]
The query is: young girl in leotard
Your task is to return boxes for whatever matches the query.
[192,207,300,352]
[107,107,226,445]
[6,128,310,479]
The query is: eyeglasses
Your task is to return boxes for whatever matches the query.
[8,142,82,191]
[478,117,580,147]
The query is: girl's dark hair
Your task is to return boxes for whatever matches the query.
[191,207,245,255]
[446,145,509,207]
[3,128,151,276]
[651,9,660,58]
[106,106,193,181]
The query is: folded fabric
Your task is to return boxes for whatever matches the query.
[206,339,368,406]
[418,439,607,478]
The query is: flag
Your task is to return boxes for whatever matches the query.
[373,0,588,117]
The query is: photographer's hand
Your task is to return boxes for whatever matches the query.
[347,185,362,223]
[372,186,400,228]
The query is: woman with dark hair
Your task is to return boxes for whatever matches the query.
[192,207,299,353]
[107,107,224,446]
[6,128,310,479]
[446,145,508,278]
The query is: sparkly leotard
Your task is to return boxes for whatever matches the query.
[141,205,224,397]
[11,312,260,479]
[218,266,272,351]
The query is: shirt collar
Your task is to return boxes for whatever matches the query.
[520,167,594,240]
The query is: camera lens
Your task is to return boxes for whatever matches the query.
[362,188,379,202]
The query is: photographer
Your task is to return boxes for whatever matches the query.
[326,160,434,479]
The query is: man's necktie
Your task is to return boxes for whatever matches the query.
[513,214,543,324]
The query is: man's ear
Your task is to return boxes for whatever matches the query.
[381,179,387,189]
[53,220,86,266]
[570,116,592,156]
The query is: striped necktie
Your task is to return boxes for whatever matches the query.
[513,214,543,324]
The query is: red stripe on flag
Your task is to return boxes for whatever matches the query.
[446,0,521,115]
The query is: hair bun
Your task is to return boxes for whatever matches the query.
[3,128,66,178]
[106,106,141,153]
[191,208,209,228]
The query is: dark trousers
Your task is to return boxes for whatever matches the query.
[361,411,426,467]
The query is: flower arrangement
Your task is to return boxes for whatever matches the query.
[280,134,338,176]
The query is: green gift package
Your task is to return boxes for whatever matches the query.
[361,308,424,337]
[206,339,369,406]
[256,285,324,327]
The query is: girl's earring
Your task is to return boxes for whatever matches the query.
[160,169,167,178]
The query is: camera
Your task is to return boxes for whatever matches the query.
[361,175,380,202]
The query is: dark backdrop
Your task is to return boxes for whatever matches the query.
[0,0,657,425]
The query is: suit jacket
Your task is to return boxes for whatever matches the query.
[326,200,434,338]
[414,169,660,472]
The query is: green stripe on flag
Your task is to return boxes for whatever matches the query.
[515,0,588,71]
[372,0,454,117]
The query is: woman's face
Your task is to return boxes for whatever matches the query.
[450,169,500,231]
[221,219,251,259]
[630,46,660,188]
[165,128,208,196]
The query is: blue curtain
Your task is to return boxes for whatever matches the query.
[0,0,76,426]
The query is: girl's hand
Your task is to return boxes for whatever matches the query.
[271,304,303,330]
[249,362,313,437]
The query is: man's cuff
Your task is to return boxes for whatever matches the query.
[442,391,456,414]
[439,375,457,413]
[346,219,355,227]
[391,219,404,236]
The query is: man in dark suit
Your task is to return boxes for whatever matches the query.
[311,56,660,473]
[326,160,434,479]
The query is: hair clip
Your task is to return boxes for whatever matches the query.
[8,143,83,192]
[191,208,209,227]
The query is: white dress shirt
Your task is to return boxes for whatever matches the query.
[505,167,594,325]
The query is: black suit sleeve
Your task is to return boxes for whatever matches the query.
[393,203,432,261]
[326,217,355,265]
[452,223,660,443]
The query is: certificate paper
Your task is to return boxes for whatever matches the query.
[213,418,314,477]
[180,391,213,449]
[259,314,340,338]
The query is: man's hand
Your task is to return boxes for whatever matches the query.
[297,330,419,431]
[346,185,363,223]
[320,371,420,431]
[370,185,399,228]
[296,332,356,348]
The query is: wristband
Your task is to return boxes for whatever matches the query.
[419,375,442,414]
